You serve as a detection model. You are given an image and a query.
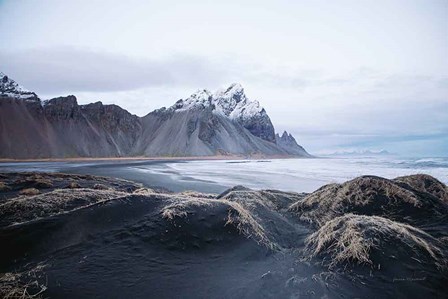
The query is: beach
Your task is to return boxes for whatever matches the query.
[0,171,447,298]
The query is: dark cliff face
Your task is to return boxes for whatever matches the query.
[44,96,81,120]
[80,102,142,144]
[43,96,142,157]
[236,108,276,143]
[0,95,143,158]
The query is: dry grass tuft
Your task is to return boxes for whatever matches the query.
[161,197,213,220]
[178,190,216,199]
[66,182,80,189]
[0,188,128,226]
[132,188,156,195]
[31,179,53,189]
[305,214,446,269]
[0,182,11,192]
[394,174,448,203]
[0,264,47,299]
[289,175,446,227]
[12,175,53,189]
[160,193,276,249]
[224,200,275,249]
[19,188,40,196]
[93,183,109,190]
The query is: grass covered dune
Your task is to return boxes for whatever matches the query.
[0,172,447,298]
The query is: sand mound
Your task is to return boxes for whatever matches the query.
[161,195,275,249]
[0,188,128,227]
[160,187,307,250]
[289,175,448,227]
[305,214,447,270]
[394,174,448,203]
[1,172,447,298]
[0,172,142,203]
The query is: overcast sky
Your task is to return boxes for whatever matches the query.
[1,0,447,156]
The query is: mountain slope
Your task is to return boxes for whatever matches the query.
[0,73,310,159]
[137,106,284,156]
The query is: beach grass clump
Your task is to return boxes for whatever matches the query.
[0,182,11,192]
[93,183,109,190]
[31,178,53,189]
[132,187,156,195]
[305,214,446,269]
[160,193,276,249]
[161,197,214,220]
[224,200,275,249]
[12,174,53,189]
[66,181,81,189]
[394,174,448,204]
[0,188,127,226]
[0,264,47,299]
[178,190,217,199]
[19,188,40,196]
[289,175,446,227]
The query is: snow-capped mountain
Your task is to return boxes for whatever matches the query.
[0,72,310,159]
[169,83,276,142]
[0,72,38,100]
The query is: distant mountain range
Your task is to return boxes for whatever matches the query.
[323,149,393,157]
[0,72,311,159]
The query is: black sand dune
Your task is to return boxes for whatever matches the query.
[0,173,447,298]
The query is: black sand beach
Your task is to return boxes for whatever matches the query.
[59,160,229,194]
[0,172,447,298]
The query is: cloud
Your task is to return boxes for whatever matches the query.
[0,47,230,94]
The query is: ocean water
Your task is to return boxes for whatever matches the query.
[133,156,448,192]
[1,156,447,193]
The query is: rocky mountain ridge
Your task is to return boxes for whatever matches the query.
[275,131,309,155]
[0,73,310,158]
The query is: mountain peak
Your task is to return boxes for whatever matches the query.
[171,83,256,117]
[167,83,275,142]
[172,89,213,111]
[214,83,246,106]
[0,72,38,100]
[222,83,244,95]
[276,131,311,157]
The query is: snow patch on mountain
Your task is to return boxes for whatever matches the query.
[172,89,213,111]
[0,72,38,100]
[171,83,265,120]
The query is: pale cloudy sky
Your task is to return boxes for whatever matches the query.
[1,0,447,156]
